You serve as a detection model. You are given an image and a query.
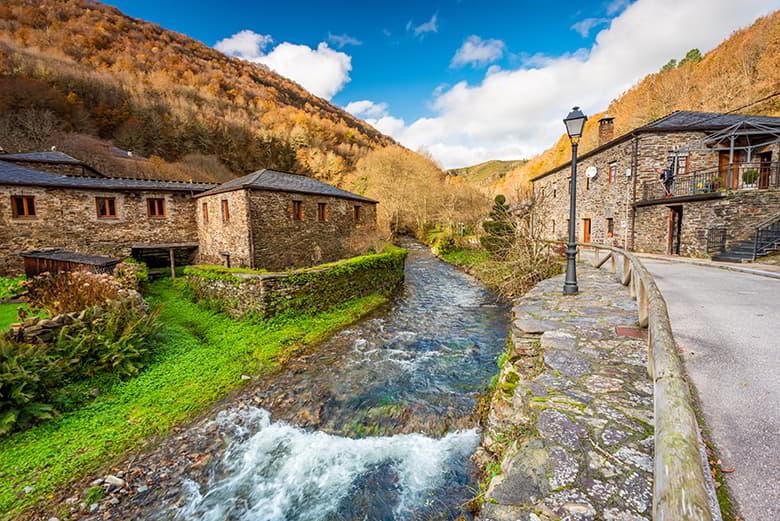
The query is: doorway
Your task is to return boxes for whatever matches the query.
[718,150,744,189]
[582,218,592,243]
[759,151,772,189]
[667,206,683,255]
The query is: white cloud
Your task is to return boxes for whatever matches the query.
[345,100,389,118]
[451,35,506,68]
[328,32,362,48]
[606,0,632,15]
[214,31,351,100]
[409,13,438,37]
[571,17,610,37]
[373,0,776,169]
[214,30,272,59]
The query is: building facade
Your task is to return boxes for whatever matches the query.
[533,111,780,259]
[0,156,378,275]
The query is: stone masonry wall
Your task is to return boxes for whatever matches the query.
[184,246,405,320]
[196,189,253,268]
[247,190,378,271]
[0,185,198,275]
[634,188,780,256]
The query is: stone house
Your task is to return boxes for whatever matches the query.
[0,156,378,275]
[533,111,780,260]
[195,169,377,270]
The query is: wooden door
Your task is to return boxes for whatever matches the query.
[759,152,772,189]
[582,218,591,243]
[718,151,743,189]
[667,206,683,255]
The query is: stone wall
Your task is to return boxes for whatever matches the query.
[634,188,780,256]
[196,188,378,271]
[184,246,406,320]
[532,130,780,257]
[0,185,198,275]
[248,190,377,271]
[196,189,253,268]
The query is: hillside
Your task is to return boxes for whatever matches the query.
[448,159,526,189]
[497,10,780,194]
[0,0,395,183]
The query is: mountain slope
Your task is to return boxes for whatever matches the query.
[448,159,526,189]
[498,10,780,193]
[0,0,395,183]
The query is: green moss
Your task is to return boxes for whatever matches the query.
[0,279,387,519]
[83,486,104,505]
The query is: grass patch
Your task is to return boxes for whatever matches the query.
[0,279,387,519]
[438,247,511,291]
[0,303,47,331]
[0,276,24,300]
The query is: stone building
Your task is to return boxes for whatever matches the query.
[533,111,780,260]
[195,169,377,270]
[0,155,378,275]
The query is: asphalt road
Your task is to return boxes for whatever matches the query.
[643,259,779,521]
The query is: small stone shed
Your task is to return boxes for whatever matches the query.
[195,169,378,270]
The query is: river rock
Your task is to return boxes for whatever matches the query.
[104,475,126,488]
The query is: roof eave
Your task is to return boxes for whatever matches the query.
[195,184,377,204]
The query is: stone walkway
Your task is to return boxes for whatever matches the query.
[477,266,654,521]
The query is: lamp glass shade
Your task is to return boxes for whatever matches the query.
[564,106,587,139]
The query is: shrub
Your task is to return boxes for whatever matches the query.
[0,298,159,435]
[0,276,25,300]
[742,169,759,185]
[480,195,515,256]
[114,259,149,291]
[26,271,125,315]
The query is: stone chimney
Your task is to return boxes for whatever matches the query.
[598,116,615,146]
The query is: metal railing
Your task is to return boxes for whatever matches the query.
[754,213,780,259]
[579,243,716,521]
[641,161,780,203]
[706,227,727,256]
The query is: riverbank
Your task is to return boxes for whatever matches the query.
[1,279,388,520]
[475,265,654,520]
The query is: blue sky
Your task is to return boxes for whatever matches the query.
[106,0,778,167]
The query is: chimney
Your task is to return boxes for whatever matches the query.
[598,116,615,146]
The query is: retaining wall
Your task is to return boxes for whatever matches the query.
[183,246,407,319]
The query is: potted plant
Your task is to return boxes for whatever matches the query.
[742,168,759,189]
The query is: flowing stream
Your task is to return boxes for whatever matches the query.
[159,240,509,520]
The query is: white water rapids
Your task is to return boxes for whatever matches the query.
[175,407,480,521]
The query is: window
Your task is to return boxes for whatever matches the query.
[608,163,617,184]
[96,197,117,218]
[221,199,230,222]
[317,202,327,222]
[667,153,689,175]
[353,205,361,222]
[292,200,303,221]
[586,176,590,190]
[11,195,35,218]
[202,202,209,223]
[607,218,615,238]
[147,198,165,218]
[551,220,556,234]
[553,188,557,198]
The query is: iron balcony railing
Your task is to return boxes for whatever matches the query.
[640,161,780,203]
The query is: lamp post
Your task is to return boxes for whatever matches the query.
[562,106,587,295]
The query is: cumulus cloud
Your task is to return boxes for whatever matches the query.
[606,0,632,15]
[345,100,389,119]
[214,30,351,100]
[408,13,438,37]
[328,32,362,48]
[571,17,610,37]
[373,0,776,168]
[451,35,506,68]
[214,30,272,59]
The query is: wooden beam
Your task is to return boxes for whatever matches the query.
[169,248,176,278]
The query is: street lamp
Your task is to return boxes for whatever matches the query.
[563,106,587,295]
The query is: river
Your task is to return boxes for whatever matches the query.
[157,240,510,520]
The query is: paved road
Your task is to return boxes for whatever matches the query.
[643,259,779,521]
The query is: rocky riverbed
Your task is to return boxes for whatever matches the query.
[40,241,510,521]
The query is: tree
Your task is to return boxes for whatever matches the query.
[678,48,702,67]
[660,59,677,73]
[480,195,515,256]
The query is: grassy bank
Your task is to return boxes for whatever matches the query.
[0,279,387,519]
[437,247,512,291]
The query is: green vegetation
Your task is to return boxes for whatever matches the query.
[0,279,386,518]
[480,195,514,255]
[0,303,19,331]
[439,247,510,292]
[0,276,24,300]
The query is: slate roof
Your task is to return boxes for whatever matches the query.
[21,248,120,267]
[195,169,378,203]
[0,160,216,192]
[642,111,780,131]
[0,151,84,164]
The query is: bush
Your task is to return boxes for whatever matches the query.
[0,298,159,435]
[114,259,149,291]
[480,195,515,256]
[25,271,127,315]
[742,169,759,185]
[0,276,25,300]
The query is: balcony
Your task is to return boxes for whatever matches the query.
[639,161,780,204]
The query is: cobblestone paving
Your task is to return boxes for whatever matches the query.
[478,266,653,521]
